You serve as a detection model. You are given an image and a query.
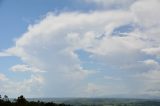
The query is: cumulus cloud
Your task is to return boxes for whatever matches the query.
[1,0,160,97]
[0,73,44,97]
[131,0,160,28]
[2,10,133,97]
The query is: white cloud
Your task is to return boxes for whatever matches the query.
[84,0,136,9]
[143,59,159,67]
[142,47,160,57]
[0,73,8,81]
[0,73,44,97]
[10,64,45,73]
[1,0,160,97]
[131,0,160,28]
[64,66,96,80]
[3,10,133,97]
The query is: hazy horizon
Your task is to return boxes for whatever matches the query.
[0,0,160,98]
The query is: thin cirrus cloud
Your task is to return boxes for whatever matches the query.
[0,0,160,98]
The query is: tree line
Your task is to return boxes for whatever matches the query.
[0,95,72,106]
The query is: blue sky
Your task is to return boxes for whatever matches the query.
[0,0,93,49]
[0,0,160,98]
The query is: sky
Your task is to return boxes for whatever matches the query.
[0,0,160,98]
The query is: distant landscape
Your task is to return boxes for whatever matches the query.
[29,98,160,106]
[1,95,160,106]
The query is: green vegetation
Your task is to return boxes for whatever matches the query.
[0,95,71,106]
